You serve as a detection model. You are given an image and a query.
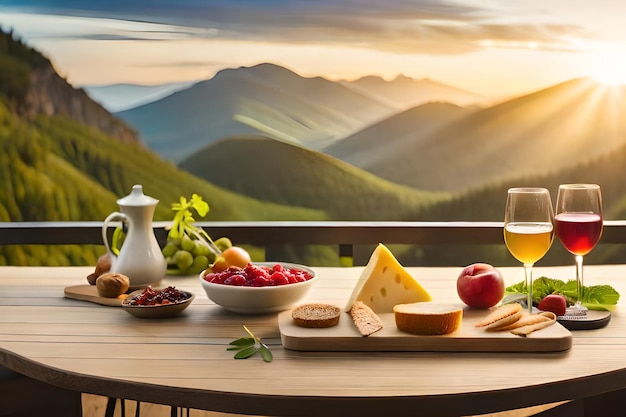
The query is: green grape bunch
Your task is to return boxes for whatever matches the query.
[162,194,232,275]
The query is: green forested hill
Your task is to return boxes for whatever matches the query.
[179,135,449,220]
[0,102,327,265]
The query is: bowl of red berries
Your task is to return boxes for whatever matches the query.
[199,262,316,314]
[121,286,194,318]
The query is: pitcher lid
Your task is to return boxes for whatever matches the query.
[117,185,159,206]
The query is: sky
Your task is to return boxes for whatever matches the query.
[2,0,626,99]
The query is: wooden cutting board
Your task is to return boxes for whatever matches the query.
[279,305,572,353]
[64,285,128,307]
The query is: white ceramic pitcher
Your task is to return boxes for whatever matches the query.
[102,185,166,288]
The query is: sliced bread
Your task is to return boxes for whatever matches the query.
[292,303,341,328]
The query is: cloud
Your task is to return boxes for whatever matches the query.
[0,0,594,54]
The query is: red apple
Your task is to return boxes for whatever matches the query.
[457,263,505,308]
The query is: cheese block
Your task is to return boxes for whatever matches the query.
[344,243,431,313]
[393,302,462,335]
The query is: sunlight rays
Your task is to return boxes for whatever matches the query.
[589,45,626,86]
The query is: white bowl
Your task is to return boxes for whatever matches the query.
[199,262,316,314]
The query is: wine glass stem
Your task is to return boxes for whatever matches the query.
[575,255,584,307]
[524,263,533,313]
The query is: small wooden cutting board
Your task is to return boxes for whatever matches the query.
[279,305,573,353]
[64,285,128,307]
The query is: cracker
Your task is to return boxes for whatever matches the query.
[510,312,557,336]
[486,310,524,331]
[475,303,523,327]
[497,311,554,331]
[349,301,384,336]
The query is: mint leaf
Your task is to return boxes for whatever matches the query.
[506,276,567,305]
[582,285,620,307]
[505,277,620,310]
[505,281,526,294]
[556,280,578,304]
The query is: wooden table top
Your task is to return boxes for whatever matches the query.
[1,264,625,416]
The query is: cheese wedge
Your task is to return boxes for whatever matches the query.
[344,243,432,313]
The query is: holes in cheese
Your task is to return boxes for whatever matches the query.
[344,243,432,313]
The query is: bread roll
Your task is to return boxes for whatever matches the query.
[96,272,130,298]
[393,303,462,335]
[292,303,341,328]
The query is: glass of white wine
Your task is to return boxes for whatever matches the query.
[504,188,555,313]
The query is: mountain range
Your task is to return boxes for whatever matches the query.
[341,74,486,109]
[341,78,626,192]
[115,61,626,194]
[115,63,486,162]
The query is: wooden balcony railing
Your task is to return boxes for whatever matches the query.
[2,220,626,264]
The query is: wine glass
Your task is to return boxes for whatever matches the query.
[555,184,603,313]
[504,188,555,313]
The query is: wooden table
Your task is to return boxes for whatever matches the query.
[1,264,625,416]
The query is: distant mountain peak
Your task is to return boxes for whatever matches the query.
[215,62,301,80]
[391,74,415,83]
[342,71,485,110]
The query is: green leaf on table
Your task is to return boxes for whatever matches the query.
[227,326,273,362]
[234,346,260,359]
[259,345,273,363]
[228,337,255,347]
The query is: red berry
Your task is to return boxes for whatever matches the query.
[270,271,289,286]
[244,263,270,281]
[250,276,271,287]
[205,263,312,287]
[224,274,247,286]
[538,294,567,316]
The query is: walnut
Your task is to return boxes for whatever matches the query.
[87,254,112,285]
[86,272,99,285]
[94,253,112,276]
[96,272,130,298]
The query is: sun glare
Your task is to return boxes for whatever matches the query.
[590,47,626,86]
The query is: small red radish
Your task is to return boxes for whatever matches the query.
[537,294,567,316]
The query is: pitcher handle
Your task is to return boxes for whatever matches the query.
[102,212,127,262]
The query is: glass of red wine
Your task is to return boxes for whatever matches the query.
[555,184,603,313]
